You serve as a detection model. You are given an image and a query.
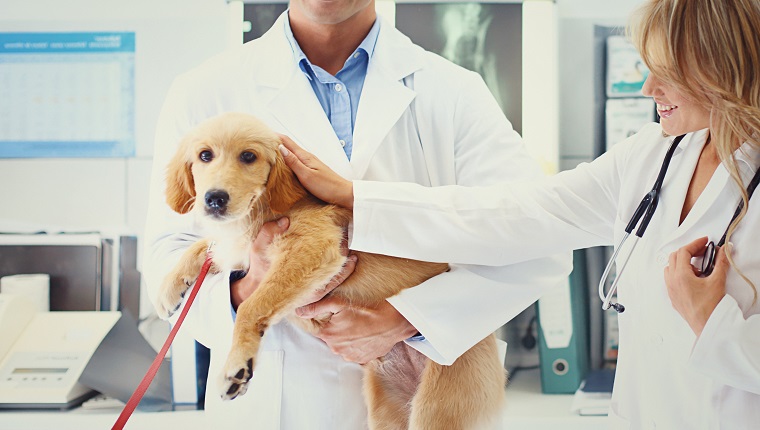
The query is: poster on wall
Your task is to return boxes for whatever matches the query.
[395,2,522,134]
[605,98,655,151]
[0,32,135,158]
[606,35,648,98]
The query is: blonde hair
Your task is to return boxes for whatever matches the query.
[629,0,760,300]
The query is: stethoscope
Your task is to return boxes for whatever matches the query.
[598,134,760,313]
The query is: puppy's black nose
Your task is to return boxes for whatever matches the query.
[205,190,229,212]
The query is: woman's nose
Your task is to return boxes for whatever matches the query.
[641,73,657,97]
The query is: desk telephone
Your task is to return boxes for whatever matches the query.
[0,293,121,409]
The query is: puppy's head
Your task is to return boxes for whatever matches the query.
[165,112,306,222]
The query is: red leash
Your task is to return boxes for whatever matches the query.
[112,252,213,430]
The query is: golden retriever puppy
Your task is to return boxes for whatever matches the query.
[155,112,506,429]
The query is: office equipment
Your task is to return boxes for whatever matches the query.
[0,294,37,360]
[0,233,140,316]
[0,273,50,312]
[0,298,170,411]
[536,250,590,394]
[81,309,172,414]
[0,303,121,409]
[0,234,103,310]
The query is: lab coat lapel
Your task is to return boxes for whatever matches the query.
[258,14,353,179]
[659,130,729,245]
[670,140,760,242]
[350,21,421,179]
[672,165,731,237]
[268,72,354,178]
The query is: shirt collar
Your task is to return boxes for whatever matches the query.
[735,141,760,178]
[683,129,760,181]
[284,11,380,79]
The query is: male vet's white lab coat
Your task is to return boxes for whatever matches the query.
[143,14,570,430]
[350,123,760,429]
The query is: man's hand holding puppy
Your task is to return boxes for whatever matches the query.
[236,152,419,364]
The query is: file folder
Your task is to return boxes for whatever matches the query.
[536,249,590,393]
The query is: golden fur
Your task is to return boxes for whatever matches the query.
[156,112,506,429]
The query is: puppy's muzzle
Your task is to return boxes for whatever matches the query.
[205,189,229,218]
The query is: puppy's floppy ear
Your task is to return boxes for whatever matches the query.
[165,146,196,214]
[267,151,306,214]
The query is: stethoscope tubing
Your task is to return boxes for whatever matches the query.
[598,135,684,313]
[599,232,636,311]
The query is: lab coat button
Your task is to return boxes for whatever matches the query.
[650,419,657,428]
[651,334,663,344]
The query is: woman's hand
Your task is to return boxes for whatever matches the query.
[295,297,418,364]
[664,237,730,336]
[278,135,355,209]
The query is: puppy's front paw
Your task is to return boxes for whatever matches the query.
[219,346,258,401]
[155,275,195,319]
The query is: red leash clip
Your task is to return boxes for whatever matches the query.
[112,243,214,430]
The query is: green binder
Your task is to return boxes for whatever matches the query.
[536,249,590,394]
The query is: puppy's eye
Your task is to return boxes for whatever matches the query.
[240,151,257,164]
[199,150,213,162]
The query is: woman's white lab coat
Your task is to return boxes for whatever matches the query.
[143,13,569,430]
[351,123,760,429]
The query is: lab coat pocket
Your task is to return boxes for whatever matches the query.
[607,407,632,430]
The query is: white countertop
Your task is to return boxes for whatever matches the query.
[0,368,607,430]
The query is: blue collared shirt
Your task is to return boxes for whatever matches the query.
[230,17,381,323]
[284,13,380,160]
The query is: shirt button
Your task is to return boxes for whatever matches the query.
[353,52,360,59]
[339,139,346,147]
[334,83,343,92]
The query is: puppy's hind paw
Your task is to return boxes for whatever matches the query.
[219,357,254,401]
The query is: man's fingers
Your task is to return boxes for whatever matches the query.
[339,231,350,257]
[296,255,358,318]
[296,295,346,319]
[253,217,289,251]
[324,254,357,293]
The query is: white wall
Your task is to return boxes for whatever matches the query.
[0,0,230,315]
[557,0,642,19]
